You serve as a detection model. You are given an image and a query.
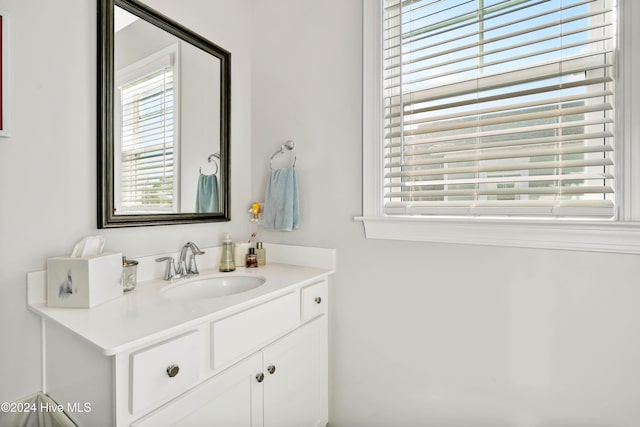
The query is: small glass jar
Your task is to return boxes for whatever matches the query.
[245,248,258,268]
[123,257,139,292]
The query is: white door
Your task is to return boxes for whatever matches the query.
[262,318,327,427]
[131,353,263,427]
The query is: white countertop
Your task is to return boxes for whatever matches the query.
[28,255,334,356]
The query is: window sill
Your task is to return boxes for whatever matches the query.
[354,216,640,254]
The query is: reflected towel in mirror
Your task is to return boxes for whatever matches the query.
[264,166,299,231]
[196,174,219,213]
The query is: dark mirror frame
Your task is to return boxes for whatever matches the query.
[98,0,231,228]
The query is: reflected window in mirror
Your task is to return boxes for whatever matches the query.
[115,44,178,214]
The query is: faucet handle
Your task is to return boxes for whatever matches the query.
[156,257,177,281]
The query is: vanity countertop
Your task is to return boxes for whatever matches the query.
[28,262,333,356]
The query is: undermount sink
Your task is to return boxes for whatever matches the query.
[160,274,267,300]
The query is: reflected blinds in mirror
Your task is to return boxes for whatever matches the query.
[382,0,616,218]
[120,65,176,213]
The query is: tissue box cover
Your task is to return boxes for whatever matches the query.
[47,252,123,308]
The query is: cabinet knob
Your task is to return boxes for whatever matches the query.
[314,297,322,304]
[256,373,265,383]
[166,365,180,378]
[267,365,276,375]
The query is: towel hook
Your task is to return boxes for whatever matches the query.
[270,140,296,169]
[200,152,219,175]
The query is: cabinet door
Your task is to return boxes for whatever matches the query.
[131,353,263,427]
[263,317,327,427]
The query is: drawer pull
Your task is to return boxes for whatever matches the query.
[314,297,322,304]
[166,365,180,378]
[256,373,265,383]
[267,365,276,375]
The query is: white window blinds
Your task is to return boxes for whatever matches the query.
[120,66,175,212]
[382,0,616,218]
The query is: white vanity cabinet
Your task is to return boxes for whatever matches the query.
[133,317,326,427]
[34,271,330,427]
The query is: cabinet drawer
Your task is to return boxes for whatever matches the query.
[301,281,328,322]
[130,331,200,414]
[211,292,299,370]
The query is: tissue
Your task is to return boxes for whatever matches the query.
[71,235,105,258]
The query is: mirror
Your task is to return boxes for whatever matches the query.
[98,0,230,227]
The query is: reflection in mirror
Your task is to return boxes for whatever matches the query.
[98,0,230,227]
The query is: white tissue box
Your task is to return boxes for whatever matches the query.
[47,252,123,308]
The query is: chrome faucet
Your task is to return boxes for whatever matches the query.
[156,242,206,281]
[179,242,205,276]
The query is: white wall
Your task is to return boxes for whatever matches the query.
[0,0,252,403]
[250,1,640,426]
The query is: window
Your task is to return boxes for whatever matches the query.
[359,0,640,253]
[384,0,615,218]
[115,45,179,214]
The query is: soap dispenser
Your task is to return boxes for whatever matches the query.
[219,233,236,272]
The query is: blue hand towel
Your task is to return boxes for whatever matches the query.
[264,166,299,231]
[196,174,219,213]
